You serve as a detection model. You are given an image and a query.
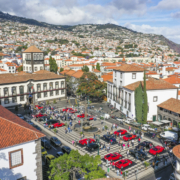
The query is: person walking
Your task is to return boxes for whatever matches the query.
[132,139,134,147]
[123,143,125,150]
[119,148,121,154]
[138,137,141,144]
[72,140,74,146]
[117,169,119,176]
[127,142,130,149]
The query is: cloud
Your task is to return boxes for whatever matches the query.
[152,0,180,10]
[0,0,148,25]
[125,23,180,43]
[171,12,180,19]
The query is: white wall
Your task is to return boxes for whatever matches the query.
[0,141,37,180]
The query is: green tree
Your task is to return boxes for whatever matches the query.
[60,68,64,72]
[142,71,148,123]
[81,65,89,72]
[48,150,105,180]
[49,56,58,73]
[17,66,23,72]
[135,84,143,122]
[96,63,100,71]
[51,50,56,55]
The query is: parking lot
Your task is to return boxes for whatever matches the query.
[12,99,175,180]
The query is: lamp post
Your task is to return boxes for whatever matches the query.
[96,134,100,155]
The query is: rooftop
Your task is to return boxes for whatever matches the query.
[114,64,145,72]
[23,45,42,53]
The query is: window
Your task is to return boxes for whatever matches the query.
[12,97,17,103]
[50,91,53,96]
[49,82,53,90]
[4,88,9,96]
[34,67,37,72]
[12,87,16,95]
[9,149,23,169]
[61,89,65,94]
[55,82,59,89]
[153,96,158,102]
[40,66,43,70]
[37,84,41,92]
[132,73,136,79]
[37,93,41,98]
[19,86,24,94]
[44,92,48,97]
[4,98,9,104]
[61,81,65,88]
[20,96,24,101]
[121,73,122,79]
[56,90,59,95]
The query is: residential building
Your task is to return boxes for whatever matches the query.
[0,105,45,180]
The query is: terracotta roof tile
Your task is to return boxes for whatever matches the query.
[0,105,45,149]
[93,69,101,72]
[101,74,113,82]
[65,70,76,76]
[114,64,145,72]
[164,76,180,84]
[23,46,42,53]
[158,98,180,114]
[72,71,84,78]
[173,145,180,159]
[107,78,113,83]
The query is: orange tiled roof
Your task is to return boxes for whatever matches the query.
[146,71,157,75]
[114,64,145,72]
[101,74,113,82]
[5,62,16,66]
[23,46,42,53]
[157,98,180,114]
[65,70,76,76]
[93,69,100,72]
[0,68,7,72]
[107,78,113,83]
[0,105,45,149]
[72,71,84,78]
[164,75,180,84]
[124,77,178,91]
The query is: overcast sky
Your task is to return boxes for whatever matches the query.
[1,0,180,43]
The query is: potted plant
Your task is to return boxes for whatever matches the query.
[80,131,83,135]
[46,100,49,105]
[65,123,68,127]
[104,125,108,130]
[144,161,150,169]
[53,128,57,134]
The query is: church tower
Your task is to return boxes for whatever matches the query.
[22,46,44,73]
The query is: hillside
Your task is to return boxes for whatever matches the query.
[0,11,180,53]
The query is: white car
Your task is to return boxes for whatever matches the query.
[142,124,150,131]
[124,118,134,124]
[101,114,110,119]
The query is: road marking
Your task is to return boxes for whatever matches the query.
[51,146,57,150]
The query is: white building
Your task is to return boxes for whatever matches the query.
[23,46,44,73]
[107,63,178,121]
[0,70,66,107]
[0,105,45,180]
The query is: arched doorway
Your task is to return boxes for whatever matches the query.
[158,114,162,121]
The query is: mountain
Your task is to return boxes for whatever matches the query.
[0,11,180,53]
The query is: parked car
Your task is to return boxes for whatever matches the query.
[79,138,95,146]
[123,134,137,141]
[86,143,99,151]
[160,131,178,141]
[56,151,64,158]
[41,146,48,156]
[41,138,51,149]
[144,132,156,139]
[104,153,122,161]
[35,105,43,110]
[101,114,110,119]
[77,114,90,118]
[103,134,117,144]
[46,120,60,125]
[35,113,47,118]
[135,141,153,149]
[129,149,148,161]
[52,123,65,128]
[50,136,62,146]
[114,129,127,136]
[141,124,155,131]
[124,118,134,124]
[164,139,178,147]
[169,173,175,180]
[16,114,25,120]
[46,154,55,164]
[115,159,132,169]
[149,146,164,155]
[26,120,34,126]
[62,108,76,113]
[130,122,141,128]
[61,146,72,154]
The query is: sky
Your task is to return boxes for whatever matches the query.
[1,0,180,43]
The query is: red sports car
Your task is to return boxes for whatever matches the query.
[149,146,164,155]
[63,108,76,112]
[77,114,89,118]
[104,152,122,161]
[115,159,132,169]
[123,134,137,141]
[79,138,95,145]
[35,105,43,110]
[35,113,47,118]
[52,123,65,128]
[114,129,127,136]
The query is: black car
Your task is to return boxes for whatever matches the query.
[41,139,51,149]
[61,146,71,154]
[46,120,60,125]
[33,125,42,131]
[135,141,153,149]
[164,139,178,147]
[103,134,117,144]
[50,136,62,146]
[144,132,156,139]
[56,151,64,158]
[129,149,148,161]
[86,143,99,151]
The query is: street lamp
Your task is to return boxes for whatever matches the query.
[96,134,100,155]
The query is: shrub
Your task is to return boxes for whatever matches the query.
[46,100,49,105]
[65,123,68,127]
[53,128,57,134]
[53,99,56,104]
[80,131,83,135]
[104,125,108,130]
[122,171,128,178]
[144,161,150,169]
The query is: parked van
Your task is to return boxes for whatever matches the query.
[160,131,178,140]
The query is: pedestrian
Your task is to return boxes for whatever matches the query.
[72,140,74,146]
[138,137,141,144]
[152,161,155,168]
[94,134,96,139]
[123,143,125,149]
[117,169,119,176]
[65,128,67,134]
[112,161,115,169]
[132,139,134,147]
[127,142,130,148]
[103,143,106,149]
[127,149,129,158]
[119,148,121,154]
[120,169,122,177]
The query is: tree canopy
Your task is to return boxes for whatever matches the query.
[59,68,64,72]
[48,150,105,180]
[76,72,106,98]
[96,63,100,71]
[49,56,58,73]
[81,65,89,72]
[17,66,23,72]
